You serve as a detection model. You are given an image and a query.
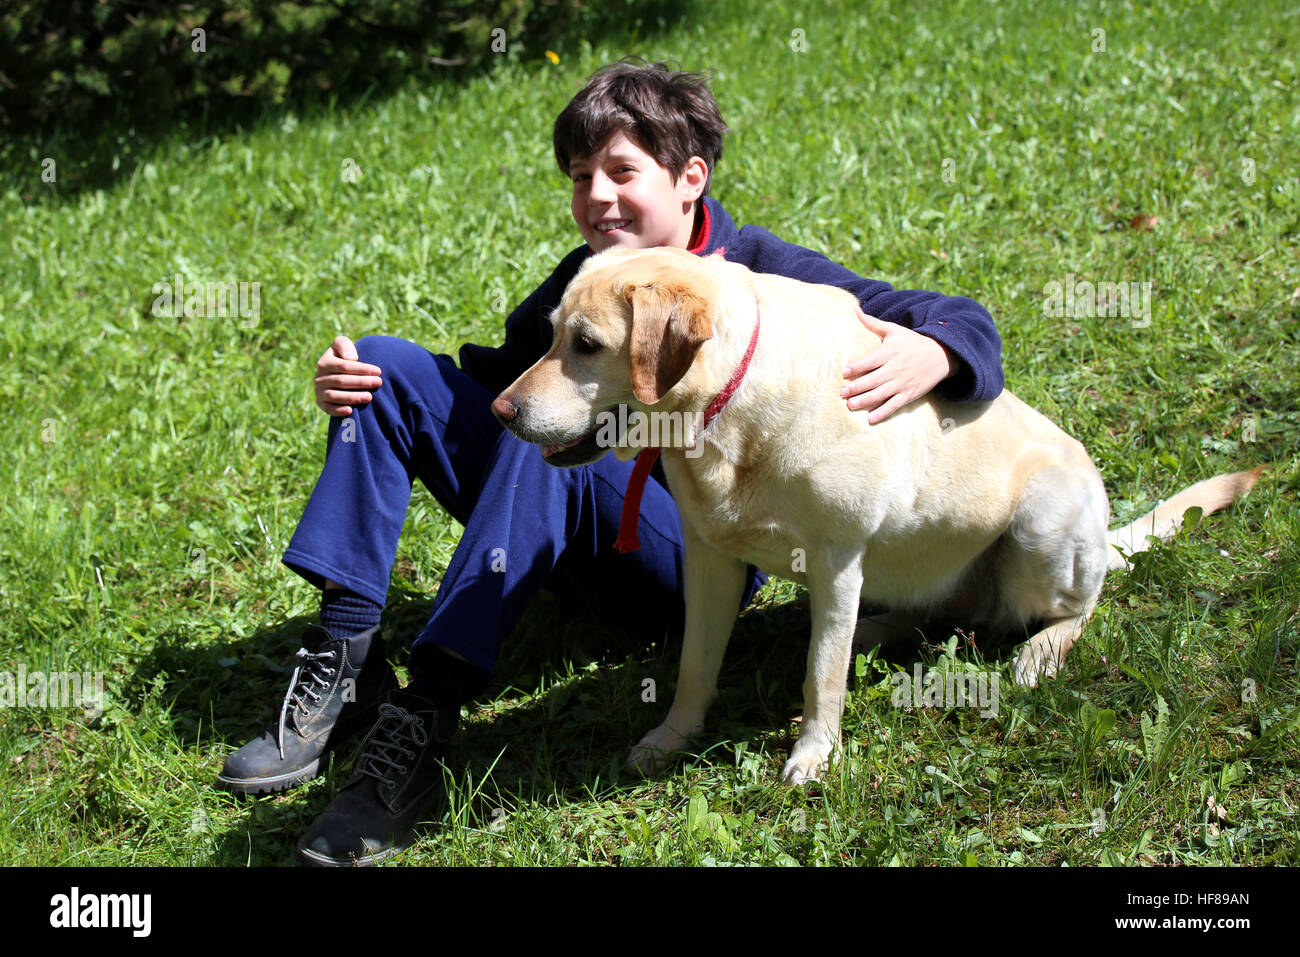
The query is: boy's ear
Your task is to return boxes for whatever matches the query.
[680,155,709,202]
[623,281,714,405]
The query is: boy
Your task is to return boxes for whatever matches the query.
[217,61,1003,865]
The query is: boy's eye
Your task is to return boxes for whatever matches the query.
[574,333,602,355]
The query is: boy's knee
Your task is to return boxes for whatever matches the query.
[354,334,421,370]
[354,336,456,390]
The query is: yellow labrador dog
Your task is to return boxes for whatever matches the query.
[492,246,1260,784]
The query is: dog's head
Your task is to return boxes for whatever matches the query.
[493,247,720,466]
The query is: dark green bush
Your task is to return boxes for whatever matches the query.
[0,0,559,132]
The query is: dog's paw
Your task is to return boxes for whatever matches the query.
[627,724,691,776]
[780,755,825,786]
[1013,639,1059,688]
[781,736,834,786]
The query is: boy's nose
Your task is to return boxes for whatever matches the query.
[587,171,616,203]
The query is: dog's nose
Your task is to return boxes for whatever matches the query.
[492,395,519,423]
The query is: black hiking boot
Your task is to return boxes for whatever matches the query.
[296,688,458,866]
[216,624,397,795]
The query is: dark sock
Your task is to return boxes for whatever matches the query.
[319,589,383,655]
[406,645,487,710]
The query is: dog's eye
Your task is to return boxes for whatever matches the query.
[575,334,602,355]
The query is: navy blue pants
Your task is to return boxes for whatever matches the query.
[281,335,762,677]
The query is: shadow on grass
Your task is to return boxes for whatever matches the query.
[120,583,810,863]
[125,578,1046,864]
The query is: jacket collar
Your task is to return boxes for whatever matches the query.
[697,196,739,257]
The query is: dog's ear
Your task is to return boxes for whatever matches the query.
[623,281,714,405]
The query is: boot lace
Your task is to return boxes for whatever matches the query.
[356,704,429,790]
[276,647,338,759]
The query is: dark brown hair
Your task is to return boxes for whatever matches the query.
[553,59,729,193]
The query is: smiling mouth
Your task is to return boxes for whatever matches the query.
[595,220,631,232]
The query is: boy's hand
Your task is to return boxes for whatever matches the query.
[841,310,954,424]
[314,335,383,416]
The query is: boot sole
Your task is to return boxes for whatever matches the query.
[216,759,322,795]
[297,831,415,867]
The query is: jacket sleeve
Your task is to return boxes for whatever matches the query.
[736,226,1004,403]
[458,246,590,395]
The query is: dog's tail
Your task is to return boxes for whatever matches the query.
[1106,466,1263,571]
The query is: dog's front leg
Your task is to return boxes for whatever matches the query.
[627,527,748,775]
[783,552,865,785]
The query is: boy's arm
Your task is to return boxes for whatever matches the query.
[738,228,1004,417]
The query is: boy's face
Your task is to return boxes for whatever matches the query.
[569,130,707,253]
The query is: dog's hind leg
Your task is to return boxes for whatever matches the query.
[627,530,749,775]
[1014,614,1090,687]
[1000,460,1109,687]
[783,551,865,784]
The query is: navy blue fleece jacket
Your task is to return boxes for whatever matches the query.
[459,196,1003,403]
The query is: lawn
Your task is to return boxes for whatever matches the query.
[1,0,1297,865]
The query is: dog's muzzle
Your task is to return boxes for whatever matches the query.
[491,393,609,467]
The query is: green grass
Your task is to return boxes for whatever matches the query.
[1,0,1297,865]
